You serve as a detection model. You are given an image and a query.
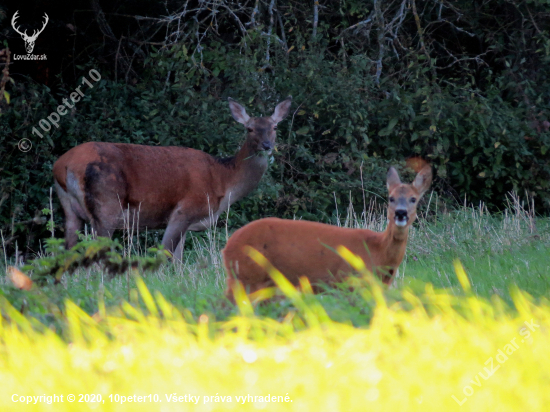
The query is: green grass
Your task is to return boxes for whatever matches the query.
[401,203,550,301]
[404,241,549,298]
[1,195,549,331]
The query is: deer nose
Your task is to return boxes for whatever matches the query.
[261,141,272,150]
[395,210,408,220]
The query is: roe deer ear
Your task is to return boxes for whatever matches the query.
[386,167,401,192]
[412,165,433,197]
[271,96,292,124]
[228,98,250,125]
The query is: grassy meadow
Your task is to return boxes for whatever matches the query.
[2,193,548,325]
[0,193,549,411]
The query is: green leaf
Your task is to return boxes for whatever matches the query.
[296,126,310,135]
[388,118,398,131]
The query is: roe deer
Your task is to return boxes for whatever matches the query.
[223,165,432,297]
[53,96,292,258]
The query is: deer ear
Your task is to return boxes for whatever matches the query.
[228,98,250,125]
[271,96,292,124]
[387,167,401,192]
[412,165,433,197]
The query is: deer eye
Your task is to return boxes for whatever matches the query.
[247,127,254,133]
[389,197,395,203]
[273,125,278,130]
[410,197,417,204]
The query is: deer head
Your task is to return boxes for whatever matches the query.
[12,11,49,54]
[228,97,292,154]
[386,165,432,230]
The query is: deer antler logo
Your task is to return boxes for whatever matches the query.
[11,11,49,54]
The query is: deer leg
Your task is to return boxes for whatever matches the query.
[63,209,84,248]
[225,271,239,304]
[65,213,84,248]
[86,204,121,240]
[172,232,187,262]
[55,182,85,249]
[162,219,189,261]
[81,161,127,240]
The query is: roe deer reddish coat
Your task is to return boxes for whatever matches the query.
[223,165,432,297]
[53,97,292,258]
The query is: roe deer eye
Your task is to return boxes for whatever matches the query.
[410,197,417,204]
[247,127,254,133]
[273,126,278,130]
[389,197,395,202]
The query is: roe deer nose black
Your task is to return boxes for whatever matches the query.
[262,141,272,150]
[395,210,408,220]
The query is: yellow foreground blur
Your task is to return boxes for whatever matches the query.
[0,259,548,411]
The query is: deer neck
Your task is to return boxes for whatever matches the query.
[377,221,410,267]
[225,140,268,202]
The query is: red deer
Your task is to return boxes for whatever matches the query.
[223,165,432,298]
[53,97,292,258]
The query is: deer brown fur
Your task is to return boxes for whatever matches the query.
[223,165,432,297]
[53,97,292,258]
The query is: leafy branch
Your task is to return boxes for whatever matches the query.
[22,237,170,284]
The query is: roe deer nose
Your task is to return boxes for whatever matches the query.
[395,210,408,220]
[262,141,272,150]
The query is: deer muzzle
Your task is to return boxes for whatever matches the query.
[394,209,408,227]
